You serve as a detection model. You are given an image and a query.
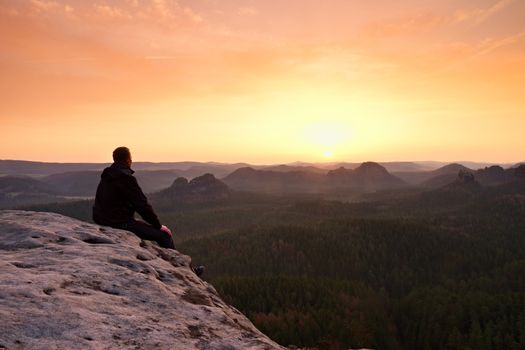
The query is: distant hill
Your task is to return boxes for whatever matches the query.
[443,170,482,191]
[475,165,513,186]
[292,161,433,172]
[0,160,108,176]
[396,163,519,188]
[507,164,525,178]
[421,163,473,187]
[152,174,230,207]
[43,171,100,197]
[261,164,327,174]
[0,176,56,195]
[494,165,525,194]
[418,166,525,208]
[223,162,404,193]
[223,167,326,193]
[394,163,472,186]
[0,160,250,178]
[174,164,251,179]
[0,176,67,208]
[377,162,432,172]
[134,170,181,193]
[41,170,181,197]
[327,162,406,191]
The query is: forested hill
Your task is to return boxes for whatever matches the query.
[177,177,525,350]
[19,170,525,349]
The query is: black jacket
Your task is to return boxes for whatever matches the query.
[92,162,161,229]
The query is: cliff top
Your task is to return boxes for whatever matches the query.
[0,210,283,350]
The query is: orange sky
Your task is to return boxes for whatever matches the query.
[1,0,524,164]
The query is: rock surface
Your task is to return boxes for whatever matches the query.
[0,210,284,350]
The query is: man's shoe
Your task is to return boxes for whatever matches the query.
[191,265,205,277]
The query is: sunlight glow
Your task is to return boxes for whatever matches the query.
[323,150,334,158]
[1,0,524,163]
[304,122,350,147]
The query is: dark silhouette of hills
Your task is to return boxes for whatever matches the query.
[152,174,230,207]
[508,164,525,178]
[175,164,251,179]
[394,163,473,187]
[0,176,65,208]
[327,162,405,191]
[420,163,473,187]
[395,162,520,188]
[0,176,56,195]
[443,170,482,190]
[41,170,180,196]
[43,171,100,196]
[2,159,523,207]
[223,167,325,193]
[262,164,327,174]
[0,160,249,178]
[223,162,404,193]
[475,165,513,186]
[290,161,433,172]
[494,165,525,194]
[134,170,182,193]
[0,160,109,176]
[417,167,525,209]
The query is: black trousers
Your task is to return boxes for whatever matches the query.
[120,220,175,249]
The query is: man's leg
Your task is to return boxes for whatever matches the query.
[123,220,175,249]
[121,220,204,277]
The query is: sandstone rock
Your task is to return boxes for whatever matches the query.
[0,210,284,350]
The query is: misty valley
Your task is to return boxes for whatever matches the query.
[2,159,525,349]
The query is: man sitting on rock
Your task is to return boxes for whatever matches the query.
[93,146,204,276]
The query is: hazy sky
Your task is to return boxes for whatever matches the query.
[1,0,524,163]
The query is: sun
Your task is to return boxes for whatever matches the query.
[302,122,351,160]
[323,150,334,158]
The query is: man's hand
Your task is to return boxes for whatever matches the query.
[160,225,172,237]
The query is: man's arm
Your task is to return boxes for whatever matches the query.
[118,176,162,229]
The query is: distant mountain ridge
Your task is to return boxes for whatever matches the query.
[0,160,249,177]
[1,159,518,180]
[0,176,66,208]
[327,162,406,191]
[1,159,523,207]
[41,170,182,196]
[223,167,325,193]
[224,162,405,193]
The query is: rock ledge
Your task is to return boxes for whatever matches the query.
[0,210,284,350]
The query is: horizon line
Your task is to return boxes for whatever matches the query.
[1,158,523,167]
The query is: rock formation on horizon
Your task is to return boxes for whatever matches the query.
[0,210,284,350]
[326,162,405,191]
[152,173,230,207]
[439,170,482,192]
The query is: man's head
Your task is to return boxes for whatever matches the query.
[113,146,132,167]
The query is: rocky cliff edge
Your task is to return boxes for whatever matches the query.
[0,210,284,350]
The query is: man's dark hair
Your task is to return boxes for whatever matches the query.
[113,147,131,163]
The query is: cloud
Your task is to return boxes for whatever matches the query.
[473,30,525,57]
[5,0,204,27]
[365,0,516,37]
[454,0,514,24]
[30,0,59,12]
[150,0,172,17]
[365,13,449,37]
[184,7,203,24]
[94,4,130,20]
[237,7,258,17]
